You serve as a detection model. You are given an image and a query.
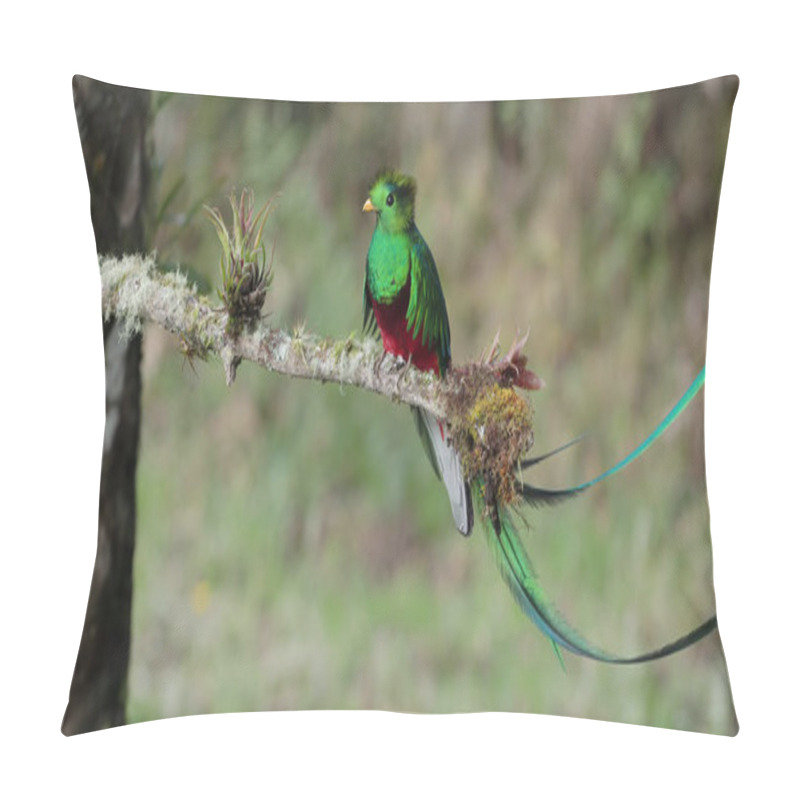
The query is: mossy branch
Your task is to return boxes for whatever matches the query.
[100,253,544,503]
[100,253,453,416]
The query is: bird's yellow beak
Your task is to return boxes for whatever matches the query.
[362,197,376,213]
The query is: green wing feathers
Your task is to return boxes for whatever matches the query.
[362,269,378,337]
[406,236,451,374]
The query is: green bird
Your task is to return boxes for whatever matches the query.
[362,169,716,665]
[362,169,472,535]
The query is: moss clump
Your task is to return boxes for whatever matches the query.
[178,305,215,365]
[449,382,534,507]
[332,332,358,362]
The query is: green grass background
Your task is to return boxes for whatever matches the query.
[127,77,737,733]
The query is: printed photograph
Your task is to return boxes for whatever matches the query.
[64,75,738,736]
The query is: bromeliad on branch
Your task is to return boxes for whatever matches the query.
[361,168,716,667]
[204,189,275,336]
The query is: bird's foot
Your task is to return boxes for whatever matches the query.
[397,355,414,389]
[373,350,388,379]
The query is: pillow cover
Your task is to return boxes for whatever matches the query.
[64,74,738,736]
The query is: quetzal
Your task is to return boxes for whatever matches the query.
[362,169,716,665]
[362,169,472,535]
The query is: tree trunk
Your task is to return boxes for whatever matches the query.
[62,76,150,735]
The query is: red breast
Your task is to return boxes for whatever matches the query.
[371,279,441,376]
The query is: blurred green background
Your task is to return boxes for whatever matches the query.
[128,77,737,733]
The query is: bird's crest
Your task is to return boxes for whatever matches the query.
[371,168,417,206]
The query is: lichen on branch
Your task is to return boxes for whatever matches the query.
[98,253,544,505]
[99,253,446,415]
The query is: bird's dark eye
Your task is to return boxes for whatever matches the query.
[386,193,394,207]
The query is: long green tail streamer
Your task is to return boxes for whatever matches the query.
[493,367,716,664]
[570,367,706,491]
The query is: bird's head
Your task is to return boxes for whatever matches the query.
[362,169,416,234]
